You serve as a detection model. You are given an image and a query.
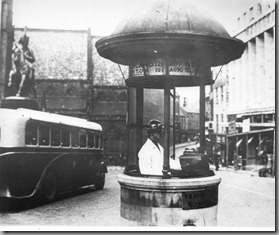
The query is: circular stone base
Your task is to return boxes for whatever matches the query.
[117,173,221,226]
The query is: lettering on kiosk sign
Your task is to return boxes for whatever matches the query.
[169,60,206,76]
[132,59,165,77]
[132,59,206,77]
[182,187,218,210]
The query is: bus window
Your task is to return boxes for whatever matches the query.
[79,130,86,148]
[25,121,38,145]
[39,125,50,146]
[100,135,103,149]
[71,129,79,147]
[95,134,99,149]
[88,132,94,148]
[51,126,61,146]
[61,128,70,147]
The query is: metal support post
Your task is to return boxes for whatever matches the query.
[163,78,171,178]
[199,76,206,153]
[172,87,176,159]
[136,87,144,156]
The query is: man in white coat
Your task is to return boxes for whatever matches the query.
[138,119,164,175]
[138,119,181,175]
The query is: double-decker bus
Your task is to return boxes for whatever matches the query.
[0,107,107,202]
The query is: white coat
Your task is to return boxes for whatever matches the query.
[138,138,164,175]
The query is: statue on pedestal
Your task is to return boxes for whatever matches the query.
[8,28,36,97]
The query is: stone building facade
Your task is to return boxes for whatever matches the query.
[212,0,275,133]
[179,107,200,143]
[210,0,275,170]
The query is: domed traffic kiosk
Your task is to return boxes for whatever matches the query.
[96,0,244,226]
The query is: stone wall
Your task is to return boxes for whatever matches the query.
[14,28,88,81]
[92,36,128,86]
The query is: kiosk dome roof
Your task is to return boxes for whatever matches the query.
[96,0,244,67]
[113,0,229,37]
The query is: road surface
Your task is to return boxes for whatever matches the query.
[0,165,275,231]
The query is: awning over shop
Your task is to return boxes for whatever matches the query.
[236,138,243,148]
[259,138,266,145]
[248,136,254,144]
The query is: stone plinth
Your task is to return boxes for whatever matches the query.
[117,173,221,226]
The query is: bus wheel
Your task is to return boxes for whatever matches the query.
[41,171,57,202]
[95,172,105,190]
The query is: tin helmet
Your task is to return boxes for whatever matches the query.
[146,119,163,134]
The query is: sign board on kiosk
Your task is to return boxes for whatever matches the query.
[132,58,208,77]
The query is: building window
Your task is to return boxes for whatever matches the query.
[249,7,254,22]
[243,12,247,24]
[215,88,218,104]
[216,114,219,133]
[226,76,229,103]
[221,86,224,103]
[264,114,273,123]
[254,115,262,123]
[257,4,262,16]
[237,17,241,29]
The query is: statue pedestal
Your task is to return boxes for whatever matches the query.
[0,96,39,110]
[117,173,221,226]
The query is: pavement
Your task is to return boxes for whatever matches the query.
[209,164,275,178]
[109,164,274,178]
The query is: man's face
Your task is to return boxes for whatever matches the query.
[152,131,161,142]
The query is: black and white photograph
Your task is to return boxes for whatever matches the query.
[0,0,276,232]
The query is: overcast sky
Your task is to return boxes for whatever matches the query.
[12,0,262,111]
[13,0,257,36]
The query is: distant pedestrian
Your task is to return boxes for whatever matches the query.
[233,151,241,170]
[213,153,220,170]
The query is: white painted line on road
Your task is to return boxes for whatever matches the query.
[224,184,275,199]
